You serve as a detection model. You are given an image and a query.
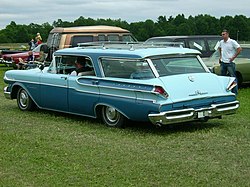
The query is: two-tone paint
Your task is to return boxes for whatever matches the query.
[4,46,239,127]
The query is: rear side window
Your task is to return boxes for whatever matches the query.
[107,35,119,41]
[98,35,106,41]
[188,39,206,52]
[100,58,154,79]
[71,36,93,47]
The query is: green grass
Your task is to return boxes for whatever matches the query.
[0,43,28,50]
[0,65,249,187]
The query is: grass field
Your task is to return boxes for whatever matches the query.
[0,43,29,50]
[0,64,249,186]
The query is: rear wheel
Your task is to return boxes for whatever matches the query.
[101,106,125,128]
[17,88,35,111]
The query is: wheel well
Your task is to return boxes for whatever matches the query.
[11,85,22,99]
[95,104,129,120]
[95,105,103,119]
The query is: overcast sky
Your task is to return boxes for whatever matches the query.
[0,0,249,29]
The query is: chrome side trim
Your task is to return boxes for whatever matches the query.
[148,101,239,125]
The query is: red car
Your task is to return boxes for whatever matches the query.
[2,44,47,65]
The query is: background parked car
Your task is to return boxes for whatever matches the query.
[0,48,28,66]
[204,44,250,86]
[46,25,137,61]
[144,35,221,59]
[1,43,48,67]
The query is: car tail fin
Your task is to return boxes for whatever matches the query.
[154,86,169,98]
[227,78,237,92]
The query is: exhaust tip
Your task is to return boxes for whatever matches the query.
[155,122,162,127]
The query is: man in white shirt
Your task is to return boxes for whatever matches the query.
[218,29,242,95]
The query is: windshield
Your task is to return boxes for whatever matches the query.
[122,35,137,42]
[32,44,43,52]
[150,56,206,77]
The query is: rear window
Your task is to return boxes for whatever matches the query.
[151,57,206,76]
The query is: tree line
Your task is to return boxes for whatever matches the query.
[0,14,249,43]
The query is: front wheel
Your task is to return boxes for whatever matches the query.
[101,106,125,128]
[17,88,35,111]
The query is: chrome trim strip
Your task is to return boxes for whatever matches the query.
[4,78,68,89]
[92,83,154,94]
[76,77,156,91]
[69,86,155,102]
[37,106,97,119]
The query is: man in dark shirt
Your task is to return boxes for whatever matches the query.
[71,56,92,76]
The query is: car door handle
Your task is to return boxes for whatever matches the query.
[61,76,67,80]
[92,80,99,85]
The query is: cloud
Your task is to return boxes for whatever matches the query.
[0,0,249,29]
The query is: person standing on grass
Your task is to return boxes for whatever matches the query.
[35,33,43,46]
[218,29,242,95]
[28,38,36,50]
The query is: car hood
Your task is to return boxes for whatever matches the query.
[3,51,40,58]
[158,73,233,103]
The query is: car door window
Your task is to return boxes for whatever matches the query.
[49,56,95,76]
[54,56,76,74]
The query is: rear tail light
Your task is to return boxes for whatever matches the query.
[154,86,169,98]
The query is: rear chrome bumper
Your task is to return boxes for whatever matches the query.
[148,101,239,125]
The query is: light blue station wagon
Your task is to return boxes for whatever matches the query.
[4,43,239,127]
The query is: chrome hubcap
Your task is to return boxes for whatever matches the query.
[20,91,28,107]
[106,107,119,122]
